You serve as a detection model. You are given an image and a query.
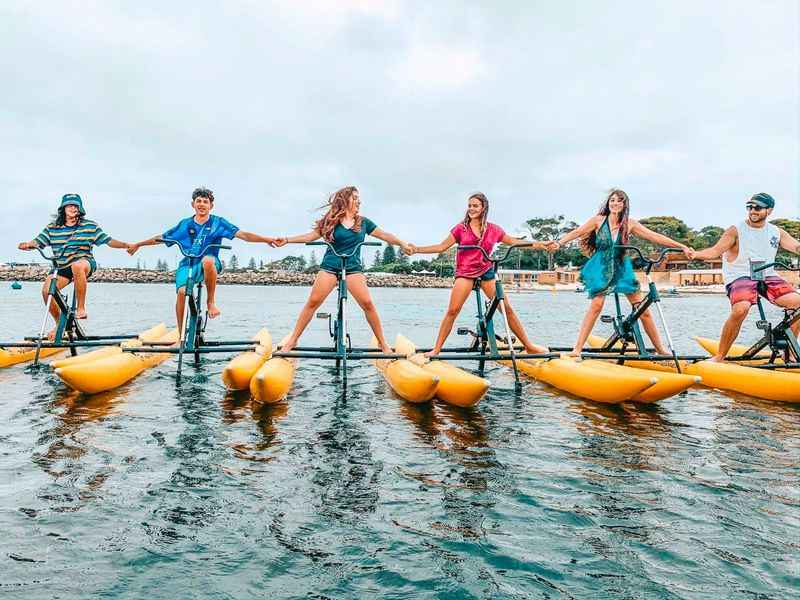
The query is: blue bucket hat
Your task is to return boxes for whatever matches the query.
[750,192,775,209]
[59,193,85,216]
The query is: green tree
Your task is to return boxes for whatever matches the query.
[229,255,239,271]
[525,216,568,269]
[373,249,382,268]
[309,251,319,268]
[248,257,257,270]
[269,255,307,272]
[382,245,396,265]
[632,217,691,257]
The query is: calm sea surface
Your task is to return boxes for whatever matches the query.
[1,283,798,599]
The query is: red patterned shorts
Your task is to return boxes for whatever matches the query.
[725,276,796,306]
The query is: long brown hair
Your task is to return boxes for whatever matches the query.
[462,192,489,239]
[315,186,363,242]
[583,188,631,254]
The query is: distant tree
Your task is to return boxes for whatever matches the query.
[229,255,239,271]
[259,260,264,269]
[691,225,725,249]
[382,245,396,265]
[373,249,382,268]
[136,259,141,270]
[268,255,307,272]
[396,248,409,265]
[248,257,257,270]
[309,250,318,269]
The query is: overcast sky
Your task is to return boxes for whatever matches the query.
[2,1,798,268]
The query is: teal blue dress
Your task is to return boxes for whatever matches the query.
[579,218,640,298]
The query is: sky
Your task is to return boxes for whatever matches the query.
[2,0,798,268]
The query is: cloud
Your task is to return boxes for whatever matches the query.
[390,42,487,90]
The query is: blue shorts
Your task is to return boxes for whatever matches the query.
[175,257,222,291]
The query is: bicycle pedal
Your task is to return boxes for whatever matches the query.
[756,320,770,331]
[316,312,331,319]
[600,315,614,323]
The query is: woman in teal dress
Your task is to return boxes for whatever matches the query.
[275,186,412,354]
[551,189,691,356]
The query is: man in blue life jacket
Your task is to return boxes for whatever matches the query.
[17,194,132,336]
[128,187,279,332]
[687,193,800,362]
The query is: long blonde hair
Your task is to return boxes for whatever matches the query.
[462,192,489,239]
[315,186,362,242]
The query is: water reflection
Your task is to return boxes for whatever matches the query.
[32,386,128,510]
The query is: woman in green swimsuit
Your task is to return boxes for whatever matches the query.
[275,186,412,354]
[551,189,691,356]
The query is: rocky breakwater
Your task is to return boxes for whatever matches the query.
[0,267,453,288]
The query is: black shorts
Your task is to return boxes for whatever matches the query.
[56,259,96,281]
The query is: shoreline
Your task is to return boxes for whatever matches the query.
[0,266,728,294]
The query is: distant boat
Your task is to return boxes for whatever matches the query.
[11,281,22,290]
[575,286,585,293]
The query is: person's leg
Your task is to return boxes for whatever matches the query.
[712,301,751,362]
[202,257,221,318]
[70,260,91,319]
[280,271,339,353]
[426,278,475,356]
[626,292,668,354]
[479,279,547,353]
[346,273,391,353]
[570,295,607,356]
[176,287,188,335]
[772,290,800,337]
[41,275,71,339]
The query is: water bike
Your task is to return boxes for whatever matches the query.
[694,259,800,370]
[272,240,406,385]
[551,245,685,372]
[0,247,138,369]
[123,239,263,380]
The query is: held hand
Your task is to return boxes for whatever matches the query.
[546,240,560,253]
[401,243,415,256]
[263,236,278,247]
[272,237,288,248]
[18,242,34,251]
[127,243,140,256]
[684,247,696,260]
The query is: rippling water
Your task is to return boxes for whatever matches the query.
[1,283,798,599]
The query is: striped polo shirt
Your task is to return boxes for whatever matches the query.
[35,219,111,268]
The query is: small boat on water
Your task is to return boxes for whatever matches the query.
[11,282,22,290]
[574,286,585,293]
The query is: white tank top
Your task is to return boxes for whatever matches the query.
[721,221,780,285]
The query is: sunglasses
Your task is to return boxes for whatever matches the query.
[746,204,766,211]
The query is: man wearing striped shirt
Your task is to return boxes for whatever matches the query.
[18,194,131,336]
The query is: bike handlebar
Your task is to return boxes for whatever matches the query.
[457,243,533,264]
[306,240,381,259]
[752,260,799,273]
[616,245,683,267]
[162,239,232,259]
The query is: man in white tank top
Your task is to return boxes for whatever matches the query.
[687,193,800,362]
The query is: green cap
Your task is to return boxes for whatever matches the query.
[59,193,85,216]
[750,192,775,209]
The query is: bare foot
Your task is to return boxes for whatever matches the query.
[380,345,393,355]
[207,304,221,319]
[525,344,549,355]
[424,349,441,358]
[46,329,56,341]
[707,355,724,363]
[566,349,581,359]
[280,339,297,353]
[76,308,88,319]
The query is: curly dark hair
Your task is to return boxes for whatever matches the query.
[192,187,215,203]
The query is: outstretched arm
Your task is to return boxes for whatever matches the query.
[107,239,132,250]
[689,226,737,260]
[500,234,547,250]
[550,216,601,251]
[629,220,691,252]
[408,234,457,255]
[278,229,321,245]
[779,228,800,255]
[370,227,412,254]
[127,235,163,255]
[235,231,278,245]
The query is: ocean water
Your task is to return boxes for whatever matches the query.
[1,283,798,599]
